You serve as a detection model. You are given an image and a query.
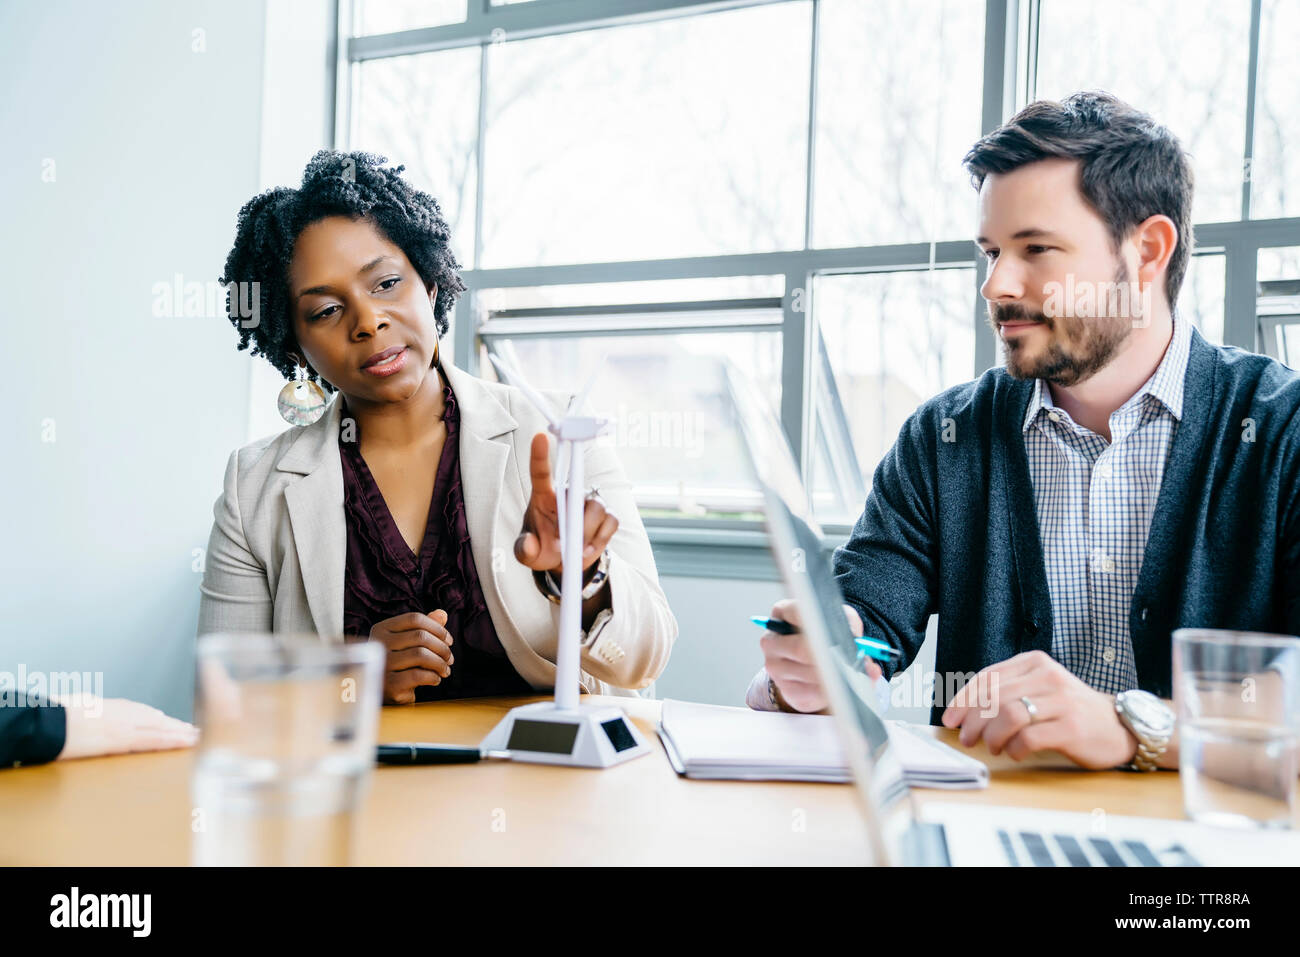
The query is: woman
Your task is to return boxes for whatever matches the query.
[200,150,677,704]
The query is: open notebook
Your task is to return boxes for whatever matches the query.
[658,698,988,789]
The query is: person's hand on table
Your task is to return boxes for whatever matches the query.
[760,598,882,714]
[57,697,198,761]
[368,610,454,705]
[514,432,618,579]
[940,650,1138,769]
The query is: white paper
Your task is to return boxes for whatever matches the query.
[658,698,988,789]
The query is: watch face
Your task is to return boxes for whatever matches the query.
[1124,691,1175,735]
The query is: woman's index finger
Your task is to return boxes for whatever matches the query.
[529,432,554,493]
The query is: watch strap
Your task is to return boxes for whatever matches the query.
[531,549,611,604]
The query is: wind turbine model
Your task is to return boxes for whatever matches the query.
[478,352,652,768]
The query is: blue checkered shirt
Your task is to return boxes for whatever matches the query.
[1022,313,1192,694]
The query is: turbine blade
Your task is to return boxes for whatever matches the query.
[568,356,606,416]
[489,352,561,428]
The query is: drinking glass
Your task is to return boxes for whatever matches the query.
[192,633,384,865]
[1173,628,1300,830]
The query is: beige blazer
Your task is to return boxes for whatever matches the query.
[197,359,678,697]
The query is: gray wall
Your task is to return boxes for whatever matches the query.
[0,0,266,719]
[656,574,784,706]
[656,574,938,724]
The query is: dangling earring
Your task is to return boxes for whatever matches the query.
[430,286,442,371]
[277,360,328,426]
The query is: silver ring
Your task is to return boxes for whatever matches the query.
[586,487,605,508]
[1020,695,1039,722]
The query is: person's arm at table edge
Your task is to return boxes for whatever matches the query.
[0,694,66,768]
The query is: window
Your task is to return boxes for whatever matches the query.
[1035,0,1251,226]
[338,0,1300,552]
[354,0,466,35]
[1258,246,1300,366]
[811,267,976,523]
[813,0,985,248]
[1250,0,1300,219]
[479,3,812,267]
[355,47,481,265]
[476,277,784,521]
[1181,252,1226,346]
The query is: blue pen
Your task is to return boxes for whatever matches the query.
[750,615,797,635]
[751,616,900,663]
[855,637,902,663]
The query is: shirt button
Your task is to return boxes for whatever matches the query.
[1141,607,1149,622]
[1091,549,1114,573]
[1102,647,1117,664]
[1095,462,1112,480]
[1048,411,1062,423]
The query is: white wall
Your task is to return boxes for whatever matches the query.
[0,0,268,719]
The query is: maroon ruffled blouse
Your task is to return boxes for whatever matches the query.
[339,384,534,701]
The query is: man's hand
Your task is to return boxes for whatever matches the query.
[369,610,454,705]
[760,598,882,714]
[515,432,618,576]
[940,650,1139,769]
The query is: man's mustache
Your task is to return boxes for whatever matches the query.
[990,303,1051,326]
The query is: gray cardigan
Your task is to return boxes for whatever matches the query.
[833,326,1300,725]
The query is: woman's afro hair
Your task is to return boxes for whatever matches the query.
[219,150,466,393]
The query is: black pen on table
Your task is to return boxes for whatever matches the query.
[376,743,512,765]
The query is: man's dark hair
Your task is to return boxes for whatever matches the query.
[963,91,1194,308]
[219,150,465,393]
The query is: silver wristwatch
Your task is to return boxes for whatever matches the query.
[1114,690,1175,771]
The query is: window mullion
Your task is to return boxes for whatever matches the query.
[783,271,813,484]
[1241,0,1262,220]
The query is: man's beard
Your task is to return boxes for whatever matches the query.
[990,261,1136,386]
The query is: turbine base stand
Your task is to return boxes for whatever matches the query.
[480,700,651,768]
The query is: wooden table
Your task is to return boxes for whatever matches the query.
[0,695,1198,866]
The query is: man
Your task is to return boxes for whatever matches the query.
[747,92,1300,771]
